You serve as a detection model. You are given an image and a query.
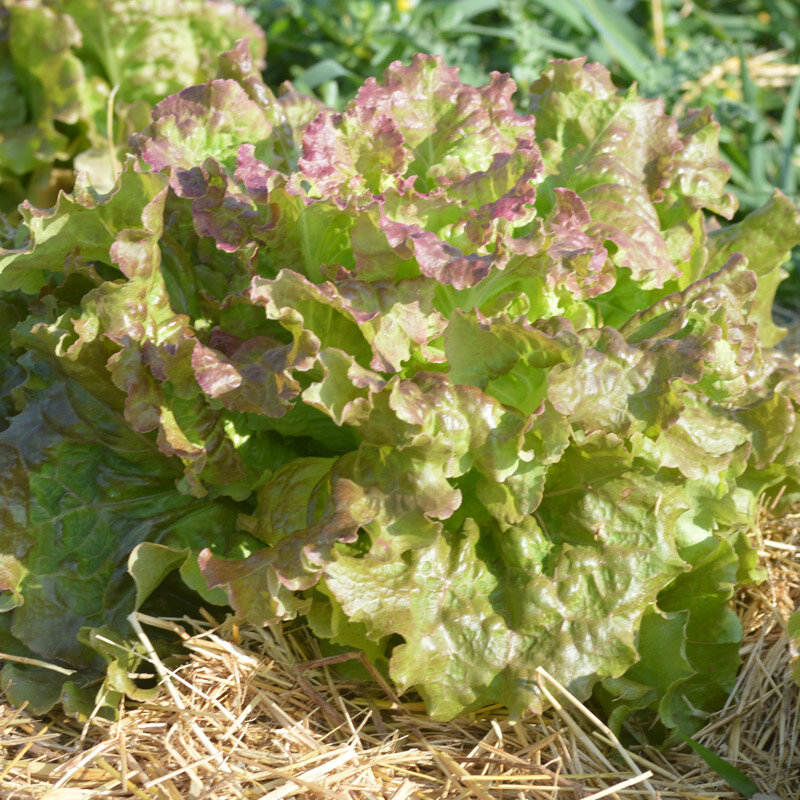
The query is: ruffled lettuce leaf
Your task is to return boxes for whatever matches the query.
[0,161,168,293]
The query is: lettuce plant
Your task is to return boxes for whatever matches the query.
[2,43,800,732]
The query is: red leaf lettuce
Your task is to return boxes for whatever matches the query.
[2,48,800,733]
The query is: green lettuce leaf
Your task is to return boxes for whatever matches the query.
[0,375,249,700]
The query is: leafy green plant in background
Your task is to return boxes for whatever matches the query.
[240,0,652,104]
[2,45,800,740]
[0,0,264,218]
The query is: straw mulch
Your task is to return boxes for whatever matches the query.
[1,505,797,800]
[672,48,800,117]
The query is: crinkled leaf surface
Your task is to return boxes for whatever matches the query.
[0,161,168,293]
[0,374,250,668]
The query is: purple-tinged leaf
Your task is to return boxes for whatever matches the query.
[545,188,615,298]
[354,54,535,181]
[132,79,272,178]
[299,107,409,196]
[192,329,316,417]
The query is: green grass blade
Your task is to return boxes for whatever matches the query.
[295,59,359,90]
[567,0,653,81]
[739,46,757,106]
[779,72,800,197]
[676,731,761,798]
[444,23,516,38]
[739,48,770,195]
[529,32,584,59]
[451,0,501,16]
[725,151,756,193]
[790,608,800,685]
[434,0,501,28]
[530,0,592,34]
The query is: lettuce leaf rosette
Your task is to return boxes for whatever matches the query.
[2,44,800,734]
